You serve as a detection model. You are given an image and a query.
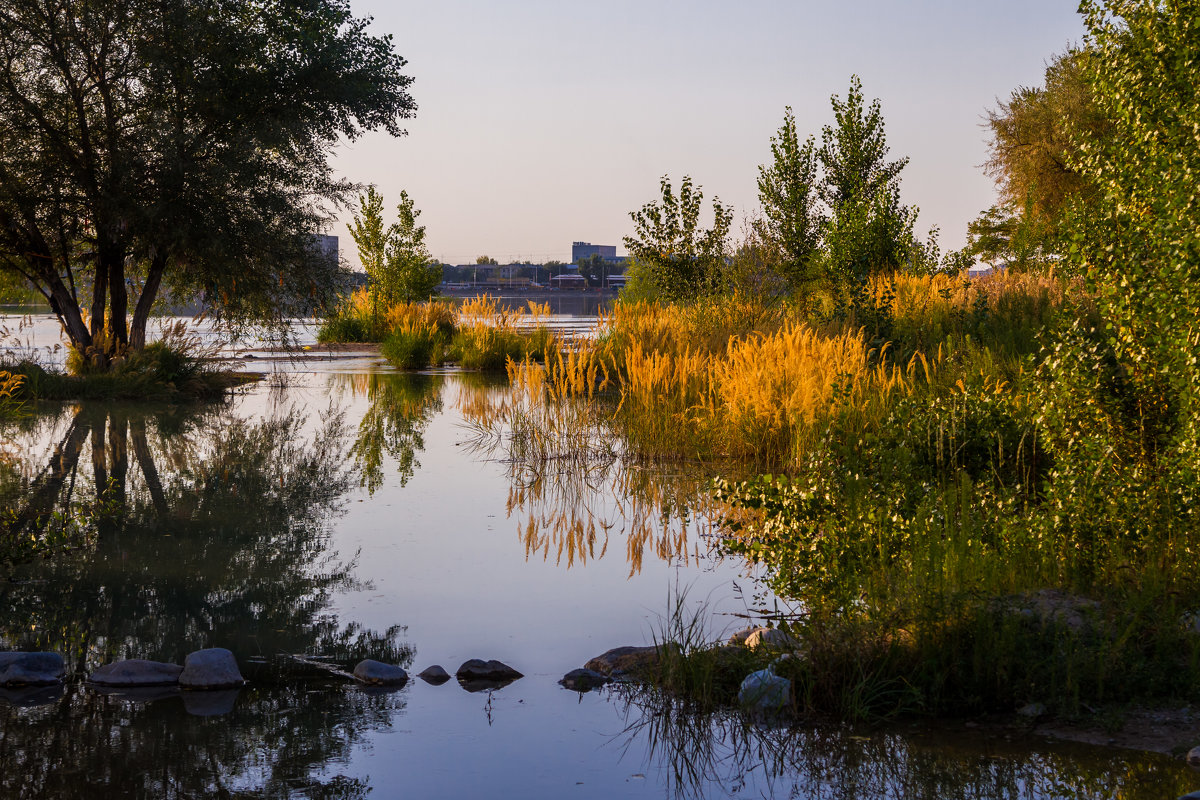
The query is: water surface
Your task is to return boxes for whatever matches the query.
[0,320,1196,799]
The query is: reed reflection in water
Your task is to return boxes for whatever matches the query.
[456,373,720,575]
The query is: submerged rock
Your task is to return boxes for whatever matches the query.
[456,659,523,681]
[560,668,611,692]
[353,659,408,686]
[738,669,790,712]
[179,648,245,690]
[584,646,660,678]
[418,665,451,685]
[90,659,183,687]
[90,685,180,704]
[0,652,64,687]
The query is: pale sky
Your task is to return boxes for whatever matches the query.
[329,1,1086,267]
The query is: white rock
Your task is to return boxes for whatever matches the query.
[738,669,791,712]
[744,628,798,651]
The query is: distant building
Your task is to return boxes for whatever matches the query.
[572,241,625,266]
[313,234,339,264]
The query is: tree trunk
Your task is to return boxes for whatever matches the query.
[90,260,108,344]
[129,251,167,350]
[109,260,128,348]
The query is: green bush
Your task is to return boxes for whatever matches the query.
[380,326,445,370]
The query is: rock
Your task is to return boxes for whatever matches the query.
[1017,702,1047,719]
[1187,746,1200,767]
[456,659,523,681]
[417,665,451,685]
[738,669,791,712]
[1177,793,1200,800]
[0,652,65,687]
[560,668,612,692]
[179,648,245,690]
[89,659,183,687]
[352,659,408,686]
[728,626,759,646]
[744,628,798,651]
[997,590,1100,634]
[584,646,660,678]
[182,689,239,717]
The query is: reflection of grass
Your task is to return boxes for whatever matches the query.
[611,687,1194,800]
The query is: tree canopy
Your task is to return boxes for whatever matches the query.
[0,0,415,360]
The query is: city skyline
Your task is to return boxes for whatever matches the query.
[330,1,1086,267]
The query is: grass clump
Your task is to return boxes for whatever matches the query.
[380,322,446,369]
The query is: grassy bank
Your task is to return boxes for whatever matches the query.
[468,269,1200,720]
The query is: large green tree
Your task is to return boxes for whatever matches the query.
[984,49,1106,248]
[0,0,415,360]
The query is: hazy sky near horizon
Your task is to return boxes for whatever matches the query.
[330,1,1086,267]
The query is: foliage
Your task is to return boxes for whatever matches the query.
[0,0,414,359]
[349,186,390,313]
[623,175,734,301]
[984,49,1105,249]
[755,107,825,295]
[380,322,446,369]
[385,191,441,303]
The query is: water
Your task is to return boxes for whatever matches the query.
[0,316,1196,799]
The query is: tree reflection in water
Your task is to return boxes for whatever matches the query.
[331,372,444,495]
[613,688,1195,800]
[0,401,411,799]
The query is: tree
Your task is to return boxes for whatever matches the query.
[576,253,606,287]
[0,0,415,362]
[349,187,389,316]
[818,76,909,209]
[755,107,825,294]
[1059,0,1200,458]
[476,255,499,265]
[623,175,733,301]
[984,49,1106,248]
[384,191,440,303]
[817,77,920,298]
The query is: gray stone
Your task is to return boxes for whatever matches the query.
[1176,793,1200,800]
[1017,702,1047,719]
[352,659,408,686]
[179,648,245,690]
[1187,745,1200,767]
[738,669,791,712]
[0,652,64,687]
[456,659,523,681]
[744,628,798,651]
[417,665,451,685]
[560,668,612,692]
[182,689,239,717]
[89,659,183,687]
[584,646,660,678]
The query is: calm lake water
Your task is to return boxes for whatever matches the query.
[0,314,1197,799]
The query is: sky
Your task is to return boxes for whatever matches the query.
[329,1,1087,267]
